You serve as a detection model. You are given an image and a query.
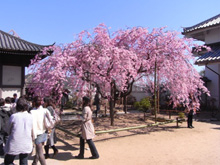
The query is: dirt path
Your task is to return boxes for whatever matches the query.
[1,120,220,165]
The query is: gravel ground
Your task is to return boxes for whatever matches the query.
[50,120,220,165]
[1,117,220,165]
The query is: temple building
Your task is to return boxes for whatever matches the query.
[183,13,220,109]
[0,30,52,98]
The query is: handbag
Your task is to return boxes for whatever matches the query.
[44,112,55,130]
[53,109,61,123]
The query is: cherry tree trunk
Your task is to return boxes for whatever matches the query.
[123,95,127,114]
[109,84,115,126]
[157,87,160,114]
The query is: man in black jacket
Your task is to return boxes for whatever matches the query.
[0,98,12,156]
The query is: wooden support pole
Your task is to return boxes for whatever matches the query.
[154,61,157,123]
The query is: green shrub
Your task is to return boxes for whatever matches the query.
[134,102,140,109]
[134,97,151,112]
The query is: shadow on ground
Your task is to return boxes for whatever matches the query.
[90,124,177,143]
[195,111,220,126]
[56,137,79,151]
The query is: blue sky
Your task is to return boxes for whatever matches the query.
[1,0,220,71]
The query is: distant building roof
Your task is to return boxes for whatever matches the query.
[0,30,53,54]
[195,44,220,65]
[183,14,220,34]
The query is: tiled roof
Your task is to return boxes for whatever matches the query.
[0,30,52,52]
[195,45,220,65]
[183,14,220,34]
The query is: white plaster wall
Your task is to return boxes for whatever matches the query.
[2,65,22,85]
[131,85,150,101]
[205,64,219,107]
[1,88,21,99]
[205,28,220,44]
[131,91,149,102]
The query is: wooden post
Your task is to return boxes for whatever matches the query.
[123,95,127,114]
[154,61,157,123]
[176,117,179,127]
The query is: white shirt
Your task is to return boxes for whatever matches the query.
[30,106,52,139]
[5,111,33,155]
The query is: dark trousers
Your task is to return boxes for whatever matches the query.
[187,115,193,127]
[79,137,99,158]
[0,143,4,155]
[0,134,8,155]
[4,153,28,165]
[94,104,100,117]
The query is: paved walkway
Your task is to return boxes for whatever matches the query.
[1,119,220,165]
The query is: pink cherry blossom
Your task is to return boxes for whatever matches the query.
[28,24,210,125]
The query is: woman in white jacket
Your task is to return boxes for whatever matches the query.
[31,96,53,165]
[75,96,99,159]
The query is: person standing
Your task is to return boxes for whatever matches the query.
[60,89,69,112]
[4,97,12,112]
[4,98,33,165]
[0,98,12,156]
[31,96,54,165]
[93,91,100,118]
[75,96,99,159]
[13,93,18,103]
[43,97,58,159]
[187,107,196,128]
[10,97,17,114]
[187,95,195,128]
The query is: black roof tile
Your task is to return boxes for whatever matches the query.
[0,30,53,53]
[196,45,220,65]
[183,14,220,34]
